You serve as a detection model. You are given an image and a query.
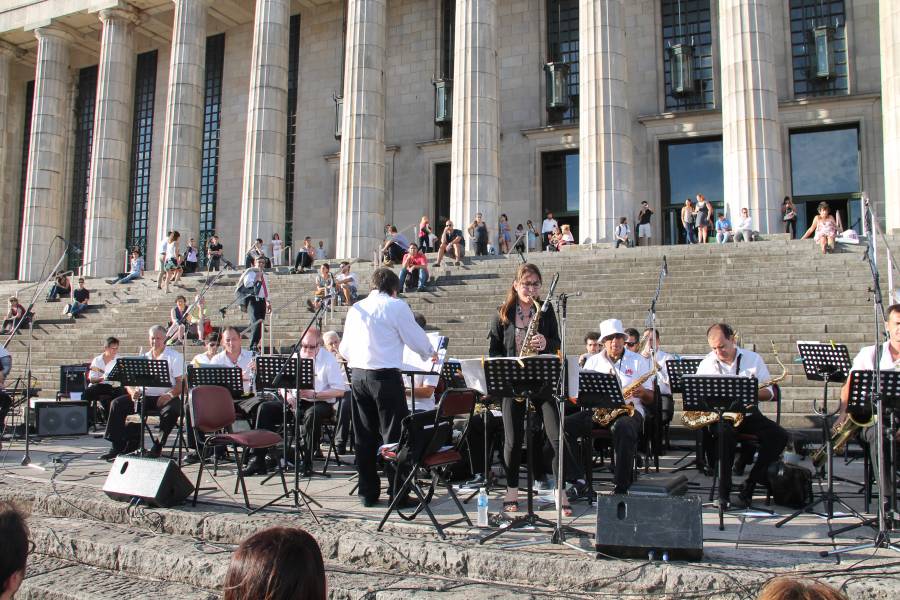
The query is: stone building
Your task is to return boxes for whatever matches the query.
[0,0,896,280]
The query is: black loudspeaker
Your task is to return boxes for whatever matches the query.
[59,365,88,396]
[34,401,88,436]
[103,456,194,508]
[595,494,703,560]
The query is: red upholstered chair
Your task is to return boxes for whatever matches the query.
[376,389,476,539]
[189,385,287,510]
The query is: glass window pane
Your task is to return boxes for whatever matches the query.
[662,138,723,206]
[789,127,859,196]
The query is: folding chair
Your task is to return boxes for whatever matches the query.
[189,385,288,510]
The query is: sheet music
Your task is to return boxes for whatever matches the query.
[567,355,581,399]
[402,332,446,374]
[458,354,559,396]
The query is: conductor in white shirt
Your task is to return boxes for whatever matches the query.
[339,268,436,507]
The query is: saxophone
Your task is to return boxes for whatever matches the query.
[593,363,659,427]
[811,411,876,469]
[518,298,542,359]
[681,342,787,430]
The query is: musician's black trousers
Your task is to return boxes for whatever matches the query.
[463,411,502,476]
[334,391,352,447]
[0,390,11,431]
[501,396,562,489]
[610,413,643,493]
[247,297,267,350]
[104,394,181,449]
[255,399,334,461]
[83,383,118,421]
[351,368,408,501]
[705,410,788,497]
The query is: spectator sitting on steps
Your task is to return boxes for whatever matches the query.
[110,250,144,284]
[334,261,358,305]
[307,263,335,312]
[435,220,464,267]
[715,213,733,244]
[399,243,429,292]
[1,297,27,335]
[614,217,633,248]
[47,270,71,301]
[292,236,315,273]
[63,277,90,319]
[734,207,754,243]
[381,225,409,266]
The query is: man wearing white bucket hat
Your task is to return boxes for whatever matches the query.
[583,319,655,494]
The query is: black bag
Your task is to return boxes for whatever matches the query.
[767,460,813,508]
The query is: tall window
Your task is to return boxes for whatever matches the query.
[541,150,579,238]
[284,15,300,250]
[15,80,35,273]
[660,137,723,244]
[546,0,578,124]
[436,0,455,138]
[68,65,98,270]
[199,34,225,264]
[434,162,451,226]
[126,50,158,258]
[790,0,847,98]
[661,0,714,111]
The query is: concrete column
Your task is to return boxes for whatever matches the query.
[238,0,290,255]
[882,0,900,230]
[82,7,138,277]
[155,0,207,258]
[0,42,18,280]
[19,27,72,281]
[335,0,386,260]
[719,0,784,232]
[449,0,500,248]
[578,0,631,244]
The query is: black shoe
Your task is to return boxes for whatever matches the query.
[183,451,201,465]
[100,447,123,461]
[334,443,347,455]
[243,456,268,476]
[731,481,756,509]
[612,486,628,495]
[361,496,379,508]
[566,480,589,502]
[389,494,417,509]
[461,473,486,489]
[732,457,747,476]
[147,442,163,459]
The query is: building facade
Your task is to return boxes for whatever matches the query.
[0,0,895,280]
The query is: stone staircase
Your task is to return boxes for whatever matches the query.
[0,236,889,429]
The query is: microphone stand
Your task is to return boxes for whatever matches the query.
[825,199,900,556]
[645,256,668,468]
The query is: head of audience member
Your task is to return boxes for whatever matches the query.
[222,326,242,359]
[641,200,649,210]
[475,212,483,224]
[717,213,726,222]
[273,232,281,241]
[407,243,420,258]
[168,230,180,242]
[188,237,196,248]
[388,225,398,235]
[318,240,324,249]
[223,527,326,600]
[516,224,524,234]
[322,331,341,356]
[103,337,120,361]
[255,238,263,248]
[561,224,571,234]
[500,213,508,223]
[175,295,187,311]
[304,236,313,249]
[372,268,401,297]
[817,201,831,217]
[149,325,166,353]
[624,327,640,352]
[741,207,749,219]
[783,196,794,210]
[420,215,429,227]
[685,198,693,209]
[299,328,321,360]
[444,220,454,231]
[413,312,427,330]
[619,216,627,225]
[203,332,221,357]
[131,249,141,260]
[318,263,330,277]
[756,577,848,600]
[209,234,219,247]
[0,502,29,600]
[339,261,351,275]
[546,211,553,220]
[584,331,601,356]
[77,278,85,290]
[599,319,626,361]
[706,323,737,363]
[7,297,17,310]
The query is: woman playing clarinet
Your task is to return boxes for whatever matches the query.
[487,263,571,515]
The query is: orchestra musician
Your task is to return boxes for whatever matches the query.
[578,331,601,367]
[695,323,788,508]
[487,263,571,514]
[191,331,221,367]
[252,327,348,476]
[583,319,655,495]
[0,344,11,446]
[323,330,351,454]
[235,256,271,354]
[102,325,184,460]
[83,337,121,423]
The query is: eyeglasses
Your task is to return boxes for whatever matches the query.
[301,344,319,350]
[625,341,638,347]
[519,281,542,289]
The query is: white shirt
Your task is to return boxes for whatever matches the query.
[850,342,900,373]
[165,240,178,261]
[615,224,631,239]
[340,291,434,370]
[240,269,269,299]
[271,239,283,255]
[158,238,167,257]
[141,347,184,397]
[407,373,439,412]
[284,347,349,406]
[696,347,772,397]
[185,247,198,262]
[315,247,327,260]
[736,217,753,231]
[646,349,673,395]
[0,345,11,381]
[192,352,218,368]
[583,349,654,416]
[211,349,256,394]
[541,218,558,234]
[335,271,358,288]
[89,354,118,384]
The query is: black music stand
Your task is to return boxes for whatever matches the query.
[667,358,703,473]
[187,365,245,398]
[577,371,625,500]
[478,356,581,545]
[108,358,171,457]
[776,343,856,530]
[251,354,320,517]
[682,374,757,531]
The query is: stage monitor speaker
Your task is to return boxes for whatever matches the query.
[59,364,88,396]
[595,494,703,560]
[34,401,88,436]
[103,456,194,508]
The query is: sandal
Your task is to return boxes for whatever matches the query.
[562,505,573,517]
[502,500,519,513]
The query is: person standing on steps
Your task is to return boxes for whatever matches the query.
[781,197,797,239]
[468,212,489,256]
[541,212,558,249]
[236,256,271,354]
[637,201,653,246]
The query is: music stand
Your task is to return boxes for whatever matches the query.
[576,371,625,501]
[776,343,856,530]
[478,356,581,545]
[107,358,171,457]
[667,358,703,473]
[251,354,320,518]
[682,374,757,531]
[187,366,245,398]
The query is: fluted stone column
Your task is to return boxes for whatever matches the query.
[19,27,72,281]
[0,42,17,280]
[155,0,207,258]
[719,0,784,232]
[882,0,900,231]
[82,7,138,277]
[336,0,386,260]
[578,0,631,244]
[449,0,500,247]
[239,0,290,255]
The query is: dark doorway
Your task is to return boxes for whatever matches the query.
[434,162,451,225]
[541,150,579,240]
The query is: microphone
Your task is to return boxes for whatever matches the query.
[541,272,560,313]
[558,291,582,299]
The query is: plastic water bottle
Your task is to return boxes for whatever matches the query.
[477,488,489,527]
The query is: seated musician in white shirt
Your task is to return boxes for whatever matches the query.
[583,318,655,494]
[83,336,121,421]
[210,327,255,395]
[191,331,221,367]
[252,327,348,476]
[695,323,787,508]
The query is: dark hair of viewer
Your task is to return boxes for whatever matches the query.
[756,577,848,600]
[0,501,29,596]
[223,527,325,600]
[372,267,401,295]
